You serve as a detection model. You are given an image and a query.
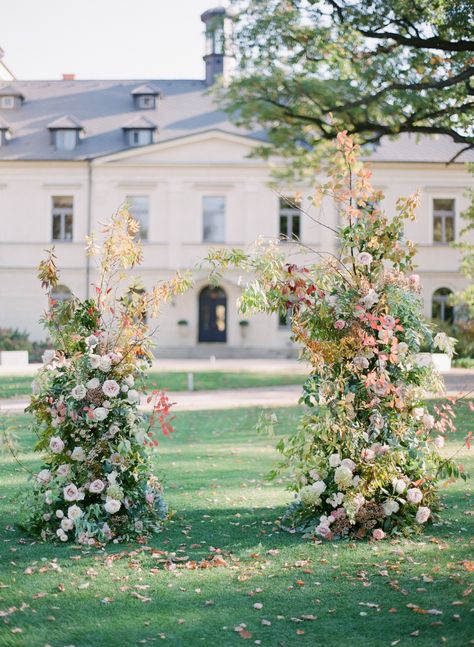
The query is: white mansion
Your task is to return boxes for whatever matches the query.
[0,7,472,357]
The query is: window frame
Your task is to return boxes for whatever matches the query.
[279,197,301,242]
[54,129,78,151]
[51,196,74,242]
[202,195,226,243]
[0,96,14,109]
[126,194,150,241]
[432,198,456,245]
[128,129,154,147]
[137,95,155,110]
[432,287,454,323]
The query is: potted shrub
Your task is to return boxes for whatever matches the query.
[177,319,189,337]
[239,319,250,339]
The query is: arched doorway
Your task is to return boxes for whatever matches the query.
[198,286,227,343]
[432,287,454,323]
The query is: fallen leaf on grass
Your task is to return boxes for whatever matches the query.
[131,591,151,603]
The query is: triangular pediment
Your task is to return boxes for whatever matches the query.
[93,129,266,166]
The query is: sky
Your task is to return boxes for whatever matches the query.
[1,0,227,80]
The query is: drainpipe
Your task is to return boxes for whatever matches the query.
[85,159,92,298]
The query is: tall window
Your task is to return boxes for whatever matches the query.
[279,197,301,241]
[432,287,454,323]
[278,310,292,329]
[52,196,73,241]
[433,199,455,244]
[127,195,150,241]
[202,196,225,243]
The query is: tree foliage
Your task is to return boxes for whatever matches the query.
[219,0,474,176]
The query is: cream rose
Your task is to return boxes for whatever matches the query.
[104,498,121,514]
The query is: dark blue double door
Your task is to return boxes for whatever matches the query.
[198,286,227,343]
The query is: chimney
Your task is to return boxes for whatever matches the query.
[201,6,236,86]
[62,73,76,81]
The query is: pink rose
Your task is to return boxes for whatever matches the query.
[372,528,385,540]
[334,320,346,330]
[415,506,431,524]
[407,487,423,504]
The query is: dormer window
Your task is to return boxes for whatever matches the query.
[131,84,160,110]
[0,86,24,109]
[48,115,84,151]
[1,96,13,109]
[122,116,158,147]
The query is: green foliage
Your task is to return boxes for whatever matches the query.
[219,0,474,178]
[204,133,462,541]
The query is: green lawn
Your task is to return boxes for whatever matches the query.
[0,372,305,399]
[0,403,472,647]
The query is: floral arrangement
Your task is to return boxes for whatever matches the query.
[22,209,191,544]
[206,132,464,541]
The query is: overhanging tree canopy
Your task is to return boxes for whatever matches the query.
[219,0,474,175]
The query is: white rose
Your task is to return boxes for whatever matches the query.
[49,436,65,454]
[93,407,108,422]
[55,509,64,518]
[104,498,121,514]
[102,380,120,398]
[85,335,98,348]
[67,504,83,520]
[434,436,445,449]
[397,342,409,356]
[86,377,100,390]
[357,251,373,266]
[71,384,87,400]
[127,389,140,404]
[124,375,135,387]
[63,483,79,502]
[383,499,400,516]
[44,490,53,505]
[98,356,112,372]
[61,518,74,531]
[56,528,68,541]
[359,289,379,310]
[42,349,56,364]
[329,453,341,468]
[89,479,105,494]
[56,463,70,478]
[341,458,356,472]
[36,468,52,485]
[71,446,86,462]
[392,478,406,494]
[89,354,101,369]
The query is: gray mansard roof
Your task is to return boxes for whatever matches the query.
[0,78,472,163]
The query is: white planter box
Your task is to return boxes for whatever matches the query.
[0,350,29,367]
[416,352,451,372]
